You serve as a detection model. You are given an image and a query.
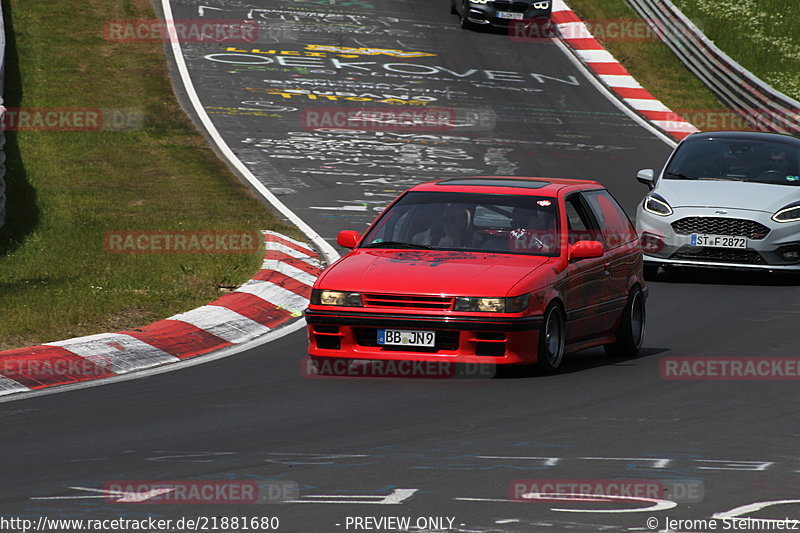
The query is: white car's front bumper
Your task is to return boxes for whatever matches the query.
[636,205,800,270]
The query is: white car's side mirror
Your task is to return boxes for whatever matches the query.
[636,169,655,189]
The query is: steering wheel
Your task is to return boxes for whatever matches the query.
[528,235,545,249]
[757,169,787,182]
[509,229,545,252]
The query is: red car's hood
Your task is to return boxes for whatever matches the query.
[318,249,553,297]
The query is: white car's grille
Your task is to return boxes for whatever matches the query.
[671,217,770,240]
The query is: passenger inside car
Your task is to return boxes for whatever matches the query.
[680,145,729,178]
[436,206,475,248]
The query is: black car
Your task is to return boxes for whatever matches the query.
[451,0,552,30]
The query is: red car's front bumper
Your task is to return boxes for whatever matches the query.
[305,308,543,365]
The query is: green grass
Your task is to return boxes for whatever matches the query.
[564,0,728,118]
[672,0,800,101]
[0,0,299,350]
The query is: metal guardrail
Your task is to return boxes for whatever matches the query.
[625,0,800,136]
[0,1,6,228]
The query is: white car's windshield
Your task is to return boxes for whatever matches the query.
[665,139,800,185]
[361,191,560,256]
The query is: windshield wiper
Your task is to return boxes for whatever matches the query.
[362,241,432,249]
[665,171,697,180]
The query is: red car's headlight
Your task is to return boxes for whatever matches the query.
[311,289,363,307]
[454,294,530,313]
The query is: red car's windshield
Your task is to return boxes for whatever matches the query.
[360,191,560,256]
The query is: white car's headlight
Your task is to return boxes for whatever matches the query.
[311,289,363,307]
[772,204,800,223]
[643,194,673,217]
[454,294,530,313]
[470,0,491,4]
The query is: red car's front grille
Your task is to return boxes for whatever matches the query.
[362,293,454,310]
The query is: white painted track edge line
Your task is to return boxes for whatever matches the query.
[552,35,677,149]
[159,0,340,266]
[0,319,307,404]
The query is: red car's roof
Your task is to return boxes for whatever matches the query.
[411,176,603,196]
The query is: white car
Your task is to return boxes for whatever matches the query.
[635,131,800,277]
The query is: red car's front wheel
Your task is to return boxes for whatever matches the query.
[536,303,566,373]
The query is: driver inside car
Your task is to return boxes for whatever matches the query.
[757,147,795,181]
[509,208,556,253]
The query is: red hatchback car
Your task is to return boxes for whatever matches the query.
[305,177,646,372]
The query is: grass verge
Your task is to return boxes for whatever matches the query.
[0,0,298,350]
[672,0,800,102]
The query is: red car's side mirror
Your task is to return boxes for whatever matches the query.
[337,230,360,249]
[569,240,604,260]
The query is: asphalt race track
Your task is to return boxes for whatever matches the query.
[2,1,800,532]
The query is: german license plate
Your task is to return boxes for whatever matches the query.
[378,329,435,347]
[497,11,524,19]
[690,234,747,248]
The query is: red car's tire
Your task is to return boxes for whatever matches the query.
[536,303,566,373]
[604,286,646,357]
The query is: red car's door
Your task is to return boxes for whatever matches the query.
[583,189,640,323]
[562,193,616,343]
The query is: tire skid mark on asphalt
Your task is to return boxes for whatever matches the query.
[0,232,320,396]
